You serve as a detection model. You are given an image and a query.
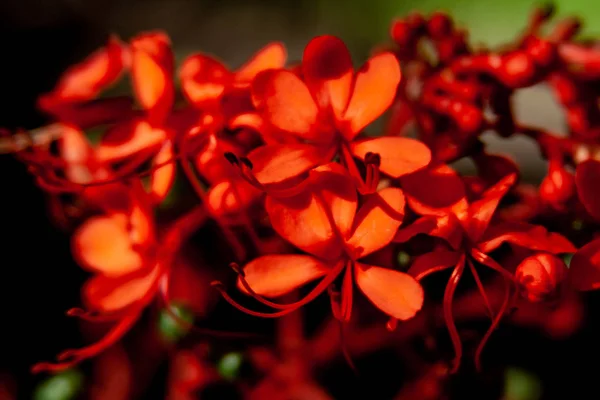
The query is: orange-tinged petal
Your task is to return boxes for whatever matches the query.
[73,215,143,277]
[130,32,174,124]
[478,222,576,254]
[310,163,358,238]
[179,54,232,106]
[253,70,321,140]
[302,35,353,119]
[83,264,160,312]
[59,124,96,184]
[342,52,401,139]
[207,179,261,216]
[400,164,469,217]
[38,36,126,108]
[194,135,244,184]
[347,187,405,258]
[351,137,431,178]
[266,190,344,261]
[576,160,600,221]
[466,173,517,242]
[248,143,326,186]
[569,238,600,291]
[237,255,330,297]
[235,42,287,83]
[97,119,167,162]
[149,141,175,202]
[355,263,424,320]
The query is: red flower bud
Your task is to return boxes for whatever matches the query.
[515,253,568,302]
[540,164,575,206]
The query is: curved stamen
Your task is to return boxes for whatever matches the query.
[212,261,345,318]
[470,248,516,283]
[467,258,495,319]
[66,307,128,322]
[475,276,512,371]
[444,255,466,374]
[32,312,140,374]
[157,274,260,339]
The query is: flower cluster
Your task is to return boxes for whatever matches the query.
[4,5,600,384]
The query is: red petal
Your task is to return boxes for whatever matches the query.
[576,160,600,220]
[179,54,232,106]
[347,188,405,258]
[354,263,424,320]
[309,163,358,238]
[466,173,517,241]
[130,32,174,124]
[207,179,261,216]
[394,214,463,250]
[47,97,135,129]
[478,221,576,254]
[73,215,143,277]
[302,35,353,119]
[408,250,461,280]
[59,124,96,184]
[83,264,160,312]
[265,164,355,260]
[97,119,166,162]
[400,164,469,217]
[194,135,244,184]
[342,52,401,139]
[351,137,431,178]
[569,238,600,291]
[38,36,126,108]
[235,42,287,83]
[252,70,323,141]
[237,255,330,297]
[149,141,175,202]
[248,143,327,186]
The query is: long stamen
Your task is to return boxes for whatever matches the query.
[340,261,354,323]
[31,312,140,374]
[157,274,259,339]
[233,262,319,310]
[339,321,358,376]
[474,277,512,371]
[212,261,345,318]
[66,307,127,322]
[467,259,495,319]
[179,139,246,261]
[470,248,516,283]
[444,255,466,374]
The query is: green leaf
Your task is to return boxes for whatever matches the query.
[158,303,195,343]
[504,367,542,400]
[33,369,84,400]
[217,352,243,381]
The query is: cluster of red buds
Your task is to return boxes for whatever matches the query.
[2,5,600,398]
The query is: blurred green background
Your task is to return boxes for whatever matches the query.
[3,0,598,181]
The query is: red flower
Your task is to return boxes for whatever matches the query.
[38,32,178,203]
[515,253,568,302]
[214,163,424,323]
[395,170,575,371]
[179,43,287,184]
[32,182,159,373]
[241,35,431,194]
[32,183,209,373]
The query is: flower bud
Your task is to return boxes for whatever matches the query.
[539,165,575,206]
[515,253,567,302]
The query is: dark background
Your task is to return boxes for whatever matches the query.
[1,1,600,399]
